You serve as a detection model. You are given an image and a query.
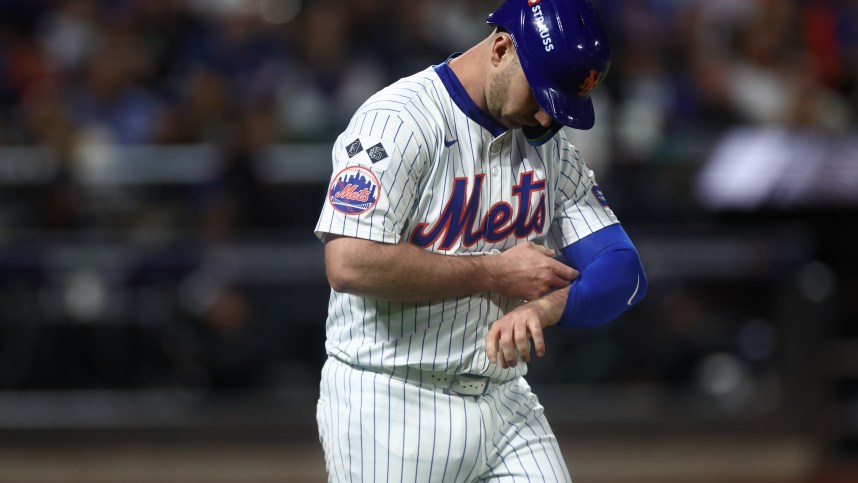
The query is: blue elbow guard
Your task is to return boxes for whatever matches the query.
[556,224,647,329]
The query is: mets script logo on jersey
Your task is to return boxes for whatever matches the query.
[410,172,546,250]
[578,69,605,97]
[328,166,379,215]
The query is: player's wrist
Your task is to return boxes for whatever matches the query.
[532,289,567,327]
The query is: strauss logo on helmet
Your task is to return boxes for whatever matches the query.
[531,4,555,51]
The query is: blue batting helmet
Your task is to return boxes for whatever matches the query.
[487,0,611,130]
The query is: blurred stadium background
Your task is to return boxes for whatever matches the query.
[0,0,856,481]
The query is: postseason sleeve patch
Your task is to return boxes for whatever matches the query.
[346,138,364,158]
[340,136,392,171]
[328,166,380,215]
[366,142,388,163]
[591,184,610,207]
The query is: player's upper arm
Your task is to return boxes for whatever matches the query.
[314,110,427,245]
[544,139,619,251]
[322,234,382,293]
[543,138,646,327]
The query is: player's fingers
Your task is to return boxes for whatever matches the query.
[528,319,546,358]
[514,320,531,363]
[546,273,573,290]
[532,244,555,257]
[485,328,498,364]
[500,331,517,368]
[551,262,578,282]
[498,349,508,369]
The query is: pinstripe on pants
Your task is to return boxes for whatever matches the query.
[318,357,573,482]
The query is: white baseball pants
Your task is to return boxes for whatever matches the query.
[317,357,573,482]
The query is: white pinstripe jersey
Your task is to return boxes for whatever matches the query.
[315,59,618,382]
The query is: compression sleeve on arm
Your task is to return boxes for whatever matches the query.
[557,224,647,329]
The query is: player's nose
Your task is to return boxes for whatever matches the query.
[534,109,552,128]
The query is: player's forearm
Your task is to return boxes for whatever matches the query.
[557,225,647,328]
[324,235,495,301]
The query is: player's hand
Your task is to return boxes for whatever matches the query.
[485,295,563,368]
[488,242,578,301]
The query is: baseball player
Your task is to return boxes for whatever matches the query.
[314,0,647,481]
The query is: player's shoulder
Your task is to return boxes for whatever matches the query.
[343,67,448,153]
[355,67,445,121]
[333,68,446,170]
[549,127,586,164]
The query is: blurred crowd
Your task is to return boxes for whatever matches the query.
[0,0,854,235]
[0,0,495,148]
[1,0,856,156]
[0,0,855,421]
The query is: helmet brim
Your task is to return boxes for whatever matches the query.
[530,82,596,130]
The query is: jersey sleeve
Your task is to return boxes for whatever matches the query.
[314,110,426,244]
[545,140,619,251]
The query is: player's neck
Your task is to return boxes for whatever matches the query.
[448,39,491,114]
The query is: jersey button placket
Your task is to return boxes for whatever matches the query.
[488,136,504,179]
[488,138,507,251]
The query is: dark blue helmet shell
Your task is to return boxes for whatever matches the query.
[487,0,611,130]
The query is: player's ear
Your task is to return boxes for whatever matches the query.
[489,30,514,68]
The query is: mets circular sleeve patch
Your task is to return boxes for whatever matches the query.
[591,183,610,208]
[328,166,380,215]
